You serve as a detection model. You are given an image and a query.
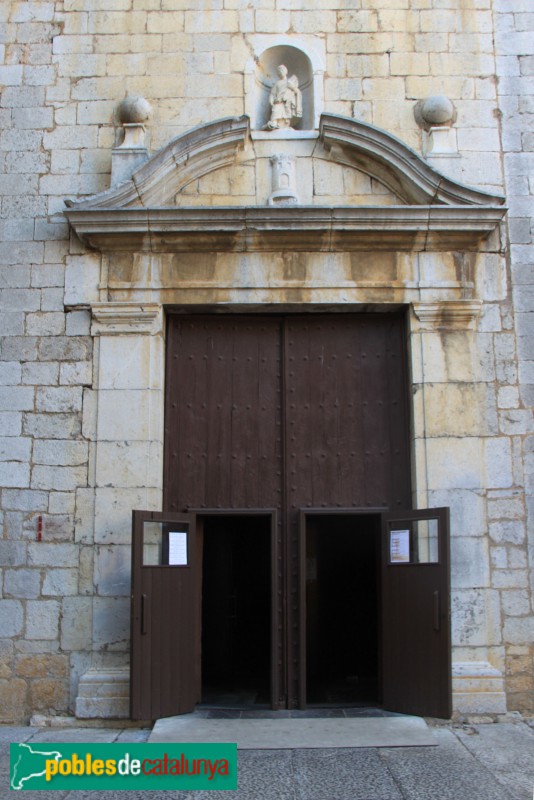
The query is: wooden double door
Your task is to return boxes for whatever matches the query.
[130,314,451,719]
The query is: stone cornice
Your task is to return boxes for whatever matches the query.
[91,302,162,335]
[319,114,506,207]
[412,300,482,330]
[66,205,506,253]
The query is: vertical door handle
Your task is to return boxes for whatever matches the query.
[141,593,148,635]
[433,590,440,632]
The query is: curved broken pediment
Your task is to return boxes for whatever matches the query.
[66,116,251,211]
[319,114,505,206]
[65,114,506,253]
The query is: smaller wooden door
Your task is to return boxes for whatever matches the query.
[130,510,199,720]
[381,507,451,719]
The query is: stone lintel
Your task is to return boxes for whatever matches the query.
[65,205,506,254]
[412,300,482,331]
[91,302,162,336]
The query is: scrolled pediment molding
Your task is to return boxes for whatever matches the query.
[412,301,482,331]
[319,114,505,207]
[91,302,162,336]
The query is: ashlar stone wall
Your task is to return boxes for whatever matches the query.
[494,0,534,713]
[0,0,532,721]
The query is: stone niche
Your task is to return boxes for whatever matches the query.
[254,45,315,131]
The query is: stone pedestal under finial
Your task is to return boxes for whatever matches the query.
[111,95,152,187]
[415,94,458,156]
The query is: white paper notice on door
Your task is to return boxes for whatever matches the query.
[168,531,188,566]
[390,529,410,563]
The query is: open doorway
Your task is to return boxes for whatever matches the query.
[200,514,272,708]
[303,513,381,707]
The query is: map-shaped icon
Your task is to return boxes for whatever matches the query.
[10,742,63,790]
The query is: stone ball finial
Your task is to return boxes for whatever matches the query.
[414,95,456,131]
[117,94,152,125]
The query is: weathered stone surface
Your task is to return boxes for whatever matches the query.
[0,679,28,723]
[25,600,61,640]
[4,569,41,599]
[0,600,24,638]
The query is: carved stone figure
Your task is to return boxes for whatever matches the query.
[265,65,302,130]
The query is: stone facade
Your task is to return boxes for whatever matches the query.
[0,0,533,722]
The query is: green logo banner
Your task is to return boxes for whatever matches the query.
[10,742,237,791]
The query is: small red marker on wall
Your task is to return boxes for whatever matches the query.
[37,515,42,542]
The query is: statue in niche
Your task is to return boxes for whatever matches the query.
[265,65,302,130]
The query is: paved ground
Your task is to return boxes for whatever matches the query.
[1,719,534,799]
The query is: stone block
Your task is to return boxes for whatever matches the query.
[21,362,59,386]
[0,412,22,436]
[75,667,130,719]
[32,439,88,467]
[23,412,82,439]
[501,590,531,617]
[29,679,69,713]
[0,266,31,289]
[498,386,520,409]
[452,662,507,714]
[0,462,30,488]
[0,639,14,679]
[95,545,131,597]
[94,486,161,544]
[427,488,486,536]
[96,389,163,441]
[451,588,502,646]
[26,312,66,337]
[0,361,22,385]
[0,679,28,723]
[74,488,95,544]
[0,311,24,335]
[419,383,497,438]
[16,653,68,679]
[60,596,93,651]
[96,441,162,490]
[484,437,513,488]
[38,336,92,362]
[488,495,524,520]
[78,545,95,595]
[0,600,24,637]
[42,568,79,596]
[25,600,60,640]
[0,436,30,462]
[492,569,528,589]
[503,617,534,646]
[35,386,83,413]
[499,409,532,435]
[424,437,483,490]
[64,255,101,307]
[41,288,66,312]
[31,464,87,492]
[451,537,489,589]
[93,597,130,649]
[28,542,78,568]
[65,310,91,337]
[31,265,65,289]
[489,520,525,545]
[4,569,41,599]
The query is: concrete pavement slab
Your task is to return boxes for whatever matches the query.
[454,722,534,800]
[380,728,518,800]
[292,747,402,800]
